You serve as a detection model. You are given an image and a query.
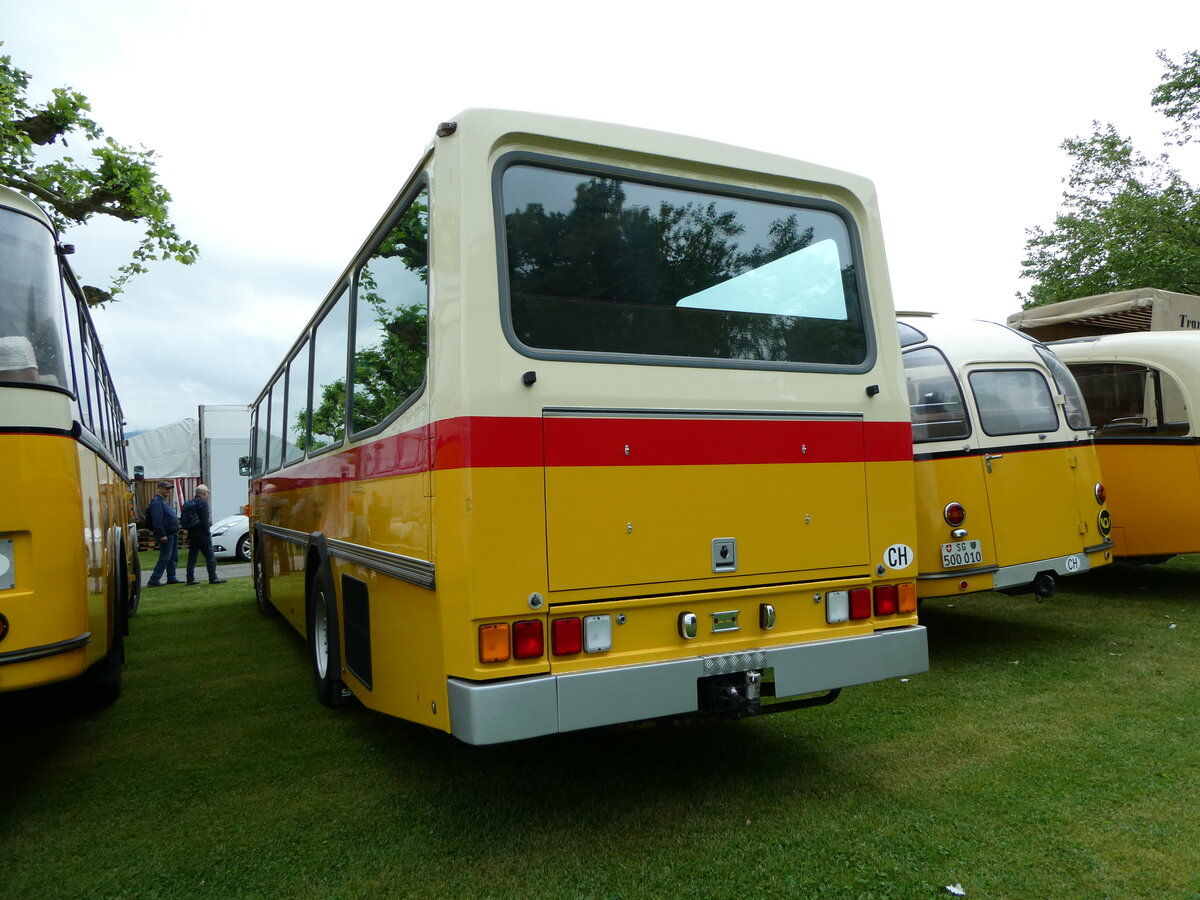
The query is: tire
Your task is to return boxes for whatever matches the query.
[76,630,123,709]
[308,563,349,707]
[77,549,126,709]
[126,543,142,619]
[236,533,251,562]
[253,538,276,617]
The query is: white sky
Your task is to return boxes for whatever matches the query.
[5,0,1199,430]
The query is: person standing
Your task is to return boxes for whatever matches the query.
[146,481,181,587]
[184,484,226,585]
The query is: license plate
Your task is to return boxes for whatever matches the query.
[941,540,983,568]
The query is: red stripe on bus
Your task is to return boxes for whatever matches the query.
[257,416,912,492]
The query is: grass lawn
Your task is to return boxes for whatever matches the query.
[137,548,245,577]
[2,557,1197,899]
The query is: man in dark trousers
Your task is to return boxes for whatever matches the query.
[146,480,181,587]
[185,484,227,585]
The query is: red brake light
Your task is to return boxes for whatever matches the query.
[849,588,871,620]
[944,502,966,527]
[874,584,898,616]
[1095,483,1106,504]
[552,617,582,655]
[513,619,544,659]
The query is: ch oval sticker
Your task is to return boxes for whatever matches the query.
[884,543,914,570]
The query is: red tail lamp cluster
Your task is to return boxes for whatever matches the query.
[479,620,544,663]
[480,615,614,663]
[826,584,917,623]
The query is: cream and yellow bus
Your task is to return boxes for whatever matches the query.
[246,109,927,744]
[0,185,139,706]
[899,315,1112,599]
[1052,331,1200,562]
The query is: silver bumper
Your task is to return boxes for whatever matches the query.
[447,625,928,745]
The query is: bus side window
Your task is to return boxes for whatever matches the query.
[351,187,429,436]
[309,287,350,452]
[1068,363,1162,436]
[902,347,970,442]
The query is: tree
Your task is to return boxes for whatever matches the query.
[0,44,197,304]
[1019,51,1200,307]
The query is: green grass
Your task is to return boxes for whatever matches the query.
[2,558,1198,899]
[138,548,243,575]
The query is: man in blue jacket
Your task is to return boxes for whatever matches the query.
[146,480,181,587]
[185,484,227,585]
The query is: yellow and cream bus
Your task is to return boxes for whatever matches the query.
[247,109,927,744]
[1052,331,1200,562]
[899,315,1112,599]
[0,185,138,706]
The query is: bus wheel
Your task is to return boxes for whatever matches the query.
[253,540,276,617]
[309,566,348,706]
[76,630,123,709]
[126,541,142,619]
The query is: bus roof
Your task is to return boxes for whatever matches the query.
[898,315,1043,366]
[0,185,54,228]
[1050,329,1200,373]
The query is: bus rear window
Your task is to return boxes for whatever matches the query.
[500,163,867,367]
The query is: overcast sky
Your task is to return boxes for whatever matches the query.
[5,1,1198,431]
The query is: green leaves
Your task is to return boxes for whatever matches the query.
[0,44,197,304]
[1020,52,1200,307]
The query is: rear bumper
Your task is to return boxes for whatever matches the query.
[992,542,1113,590]
[447,625,928,745]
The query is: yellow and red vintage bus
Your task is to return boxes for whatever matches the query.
[247,109,927,744]
[0,185,138,706]
[899,315,1112,599]
[1052,331,1200,562]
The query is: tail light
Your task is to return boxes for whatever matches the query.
[898,582,918,614]
[552,617,582,655]
[874,584,898,616]
[849,588,871,620]
[479,623,510,663]
[944,502,966,527]
[1095,483,1106,504]
[513,620,544,659]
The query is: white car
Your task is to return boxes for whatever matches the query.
[210,515,250,561]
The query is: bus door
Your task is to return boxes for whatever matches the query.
[905,345,998,592]
[965,365,1088,584]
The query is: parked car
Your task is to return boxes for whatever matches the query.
[210,515,250,561]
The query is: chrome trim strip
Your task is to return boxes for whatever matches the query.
[0,632,91,666]
[326,538,435,590]
[447,626,928,745]
[256,523,308,546]
[255,524,435,590]
[918,564,1000,581]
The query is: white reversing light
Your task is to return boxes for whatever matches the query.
[583,615,612,653]
[826,591,849,624]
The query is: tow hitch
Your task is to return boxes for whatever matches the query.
[698,668,842,717]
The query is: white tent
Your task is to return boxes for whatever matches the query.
[126,417,200,479]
